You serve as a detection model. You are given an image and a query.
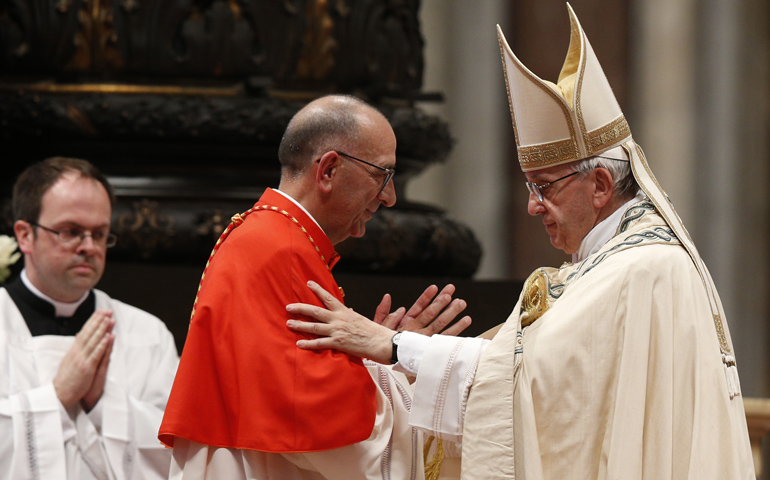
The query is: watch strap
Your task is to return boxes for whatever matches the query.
[390,332,403,364]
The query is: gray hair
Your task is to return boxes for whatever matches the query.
[573,156,639,201]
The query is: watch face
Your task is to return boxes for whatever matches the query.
[393,332,403,344]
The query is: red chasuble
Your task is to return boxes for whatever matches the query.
[158,189,377,452]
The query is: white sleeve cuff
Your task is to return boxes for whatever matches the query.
[409,335,489,442]
[394,332,430,375]
[86,397,104,434]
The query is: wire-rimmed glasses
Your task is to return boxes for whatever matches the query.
[30,222,117,248]
[524,171,581,202]
[336,151,395,193]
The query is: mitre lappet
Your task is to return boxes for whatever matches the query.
[497,3,741,398]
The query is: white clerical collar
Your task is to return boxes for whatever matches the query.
[572,193,646,263]
[21,269,89,317]
[272,189,324,232]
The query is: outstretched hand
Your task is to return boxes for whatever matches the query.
[373,284,471,336]
[286,281,472,364]
[287,281,394,363]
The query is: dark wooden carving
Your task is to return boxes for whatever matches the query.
[0,0,424,97]
[115,199,176,260]
[0,90,450,172]
[104,195,480,277]
[336,206,481,277]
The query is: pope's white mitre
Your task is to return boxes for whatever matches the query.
[497,3,631,171]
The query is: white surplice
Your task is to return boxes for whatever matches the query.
[0,288,179,480]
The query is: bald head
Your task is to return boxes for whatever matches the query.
[278,95,388,179]
[275,95,397,244]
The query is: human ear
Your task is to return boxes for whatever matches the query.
[316,151,340,193]
[14,220,34,255]
[592,168,614,208]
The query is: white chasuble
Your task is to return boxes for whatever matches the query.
[460,202,754,479]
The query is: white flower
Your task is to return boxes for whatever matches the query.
[0,235,21,284]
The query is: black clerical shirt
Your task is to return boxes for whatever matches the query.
[4,278,96,336]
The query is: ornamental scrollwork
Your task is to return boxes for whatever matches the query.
[115,199,176,260]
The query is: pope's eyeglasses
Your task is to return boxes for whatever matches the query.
[525,171,581,203]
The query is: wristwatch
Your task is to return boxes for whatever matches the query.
[390,331,403,364]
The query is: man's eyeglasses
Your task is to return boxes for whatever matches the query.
[525,171,581,203]
[336,151,395,193]
[30,222,117,248]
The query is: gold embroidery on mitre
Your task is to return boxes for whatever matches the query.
[518,138,580,170]
[586,115,631,155]
[498,26,580,172]
[521,269,549,327]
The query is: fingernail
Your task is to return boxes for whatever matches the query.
[286,320,294,327]
[286,305,294,312]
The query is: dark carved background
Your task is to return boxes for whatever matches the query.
[0,0,495,349]
[0,0,480,274]
[1,0,425,94]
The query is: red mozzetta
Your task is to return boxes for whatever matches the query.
[159,188,377,452]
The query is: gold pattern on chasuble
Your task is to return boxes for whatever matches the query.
[712,312,730,354]
[520,269,550,327]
